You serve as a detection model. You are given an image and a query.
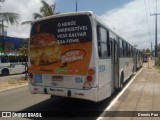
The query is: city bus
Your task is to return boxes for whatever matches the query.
[28,11,141,102]
[0,53,27,76]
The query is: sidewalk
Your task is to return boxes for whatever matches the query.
[102,59,160,120]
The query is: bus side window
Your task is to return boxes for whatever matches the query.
[119,39,123,57]
[126,43,128,57]
[1,56,9,63]
[130,46,132,57]
[97,25,110,58]
[107,31,110,57]
[97,25,102,57]
[97,25,100,40]
[128,45,130,57]
[123,41,127,57]
[9,56,18,63]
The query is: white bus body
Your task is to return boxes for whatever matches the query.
[0,54,27,75]
[28,11,141,102]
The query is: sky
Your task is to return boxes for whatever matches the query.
[1,0,160,49]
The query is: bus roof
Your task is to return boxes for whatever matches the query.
[32,11,94,23]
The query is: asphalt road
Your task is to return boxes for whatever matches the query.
[0,65,146,120]
[0,86,116,120]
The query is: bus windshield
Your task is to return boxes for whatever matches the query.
[30,14,92,75]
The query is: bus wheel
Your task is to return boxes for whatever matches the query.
[119,73,124,90]
[132,66,134,73]
[50,95,54,98]
[2,69,9,76]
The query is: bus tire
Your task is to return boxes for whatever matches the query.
[132,66,134,73]
[119,73,124,90]
[2,69,9,76]
[50,95,54,98]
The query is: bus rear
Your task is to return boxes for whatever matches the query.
[28,12,98,101]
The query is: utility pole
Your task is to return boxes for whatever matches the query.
[75,0,78,12]
[150,0,160,58]
[151,42,152,54]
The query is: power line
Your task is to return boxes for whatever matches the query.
[150,0,160,57]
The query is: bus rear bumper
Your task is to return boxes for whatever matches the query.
[28,83,98,102]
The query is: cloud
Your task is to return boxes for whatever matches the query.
[1,0,159,49]
[100,0,160,49]
[1,0,55,38]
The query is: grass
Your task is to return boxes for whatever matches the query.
[155,62,160,72]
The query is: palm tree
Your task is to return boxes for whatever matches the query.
[0,12,19,24]
[33,0,57,19]
[21,0,59,25]
[0,0,19,35]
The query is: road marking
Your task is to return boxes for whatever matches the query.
[97,68,143,120]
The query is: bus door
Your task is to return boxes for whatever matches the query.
[111,38,119,90]
[134,49,137,71]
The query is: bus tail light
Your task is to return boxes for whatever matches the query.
[28,73,36,85]
[87,75,92,82]
[88,69,94,75]
[83,68,94,89]
[29,73,33,79]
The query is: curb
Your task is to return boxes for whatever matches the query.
[0,83,28,92]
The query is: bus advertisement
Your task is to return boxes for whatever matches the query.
[29,15,92,75]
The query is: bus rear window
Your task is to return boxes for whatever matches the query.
[31,15,92,44]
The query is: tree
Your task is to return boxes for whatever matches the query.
[21,0,59,25]
[145,48,150,53]
[0,0,19,35]
[33,0,57,19]
[0,12,19,24]
[0,0,19,25]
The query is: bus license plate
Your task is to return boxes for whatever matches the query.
[52,76,63,82]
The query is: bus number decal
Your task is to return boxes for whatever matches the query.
[99,65,105,73]
[75,77,83,83]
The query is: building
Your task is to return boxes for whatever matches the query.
[0,36,28,52]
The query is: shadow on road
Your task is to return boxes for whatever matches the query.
[18,90,119,120]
